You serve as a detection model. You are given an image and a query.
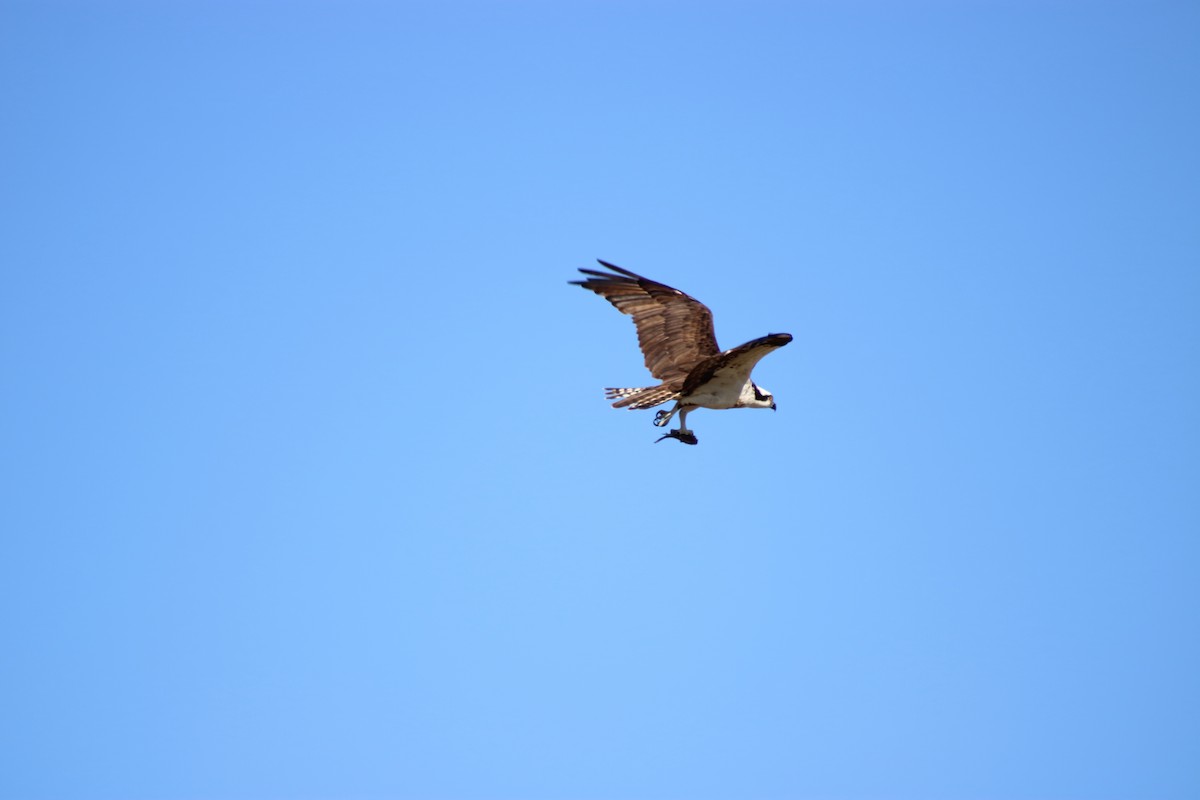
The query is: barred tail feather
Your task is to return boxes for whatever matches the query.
[604,384,677,410]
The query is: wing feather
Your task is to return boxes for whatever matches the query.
[681,333,793,395]
[570,260,720,386]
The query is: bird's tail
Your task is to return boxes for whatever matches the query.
[605,384,677,410]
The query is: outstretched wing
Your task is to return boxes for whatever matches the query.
[571,260,721,386]
[681,333,793,395]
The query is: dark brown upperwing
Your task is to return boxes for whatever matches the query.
[680,333,793,396]
[571,260,721,386]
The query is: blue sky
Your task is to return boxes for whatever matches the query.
[2,2,1198,798]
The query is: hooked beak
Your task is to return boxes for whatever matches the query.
[771,402,777,411]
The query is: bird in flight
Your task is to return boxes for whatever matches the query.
[571,260,792,445]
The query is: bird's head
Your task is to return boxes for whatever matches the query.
[746,382,776,410]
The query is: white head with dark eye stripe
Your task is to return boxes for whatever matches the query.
[744,381,776,410]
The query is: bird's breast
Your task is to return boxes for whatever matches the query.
[680,374,750,409]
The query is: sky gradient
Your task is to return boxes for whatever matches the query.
[2,2,1199,799]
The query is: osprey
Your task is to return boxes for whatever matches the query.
[572,260,792,445]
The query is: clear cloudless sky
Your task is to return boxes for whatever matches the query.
[2,2,1198,798]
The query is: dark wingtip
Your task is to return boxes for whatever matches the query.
[570,265,615,285]
[595,259,642,279]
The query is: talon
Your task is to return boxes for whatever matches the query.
[653,410,671,427]
[654,429,698,445]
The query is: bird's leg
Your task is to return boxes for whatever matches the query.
[653,402,680,428]
[654,408,698,445]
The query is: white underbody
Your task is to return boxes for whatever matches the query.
[683,374,758,410]
[654,380,769,432]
